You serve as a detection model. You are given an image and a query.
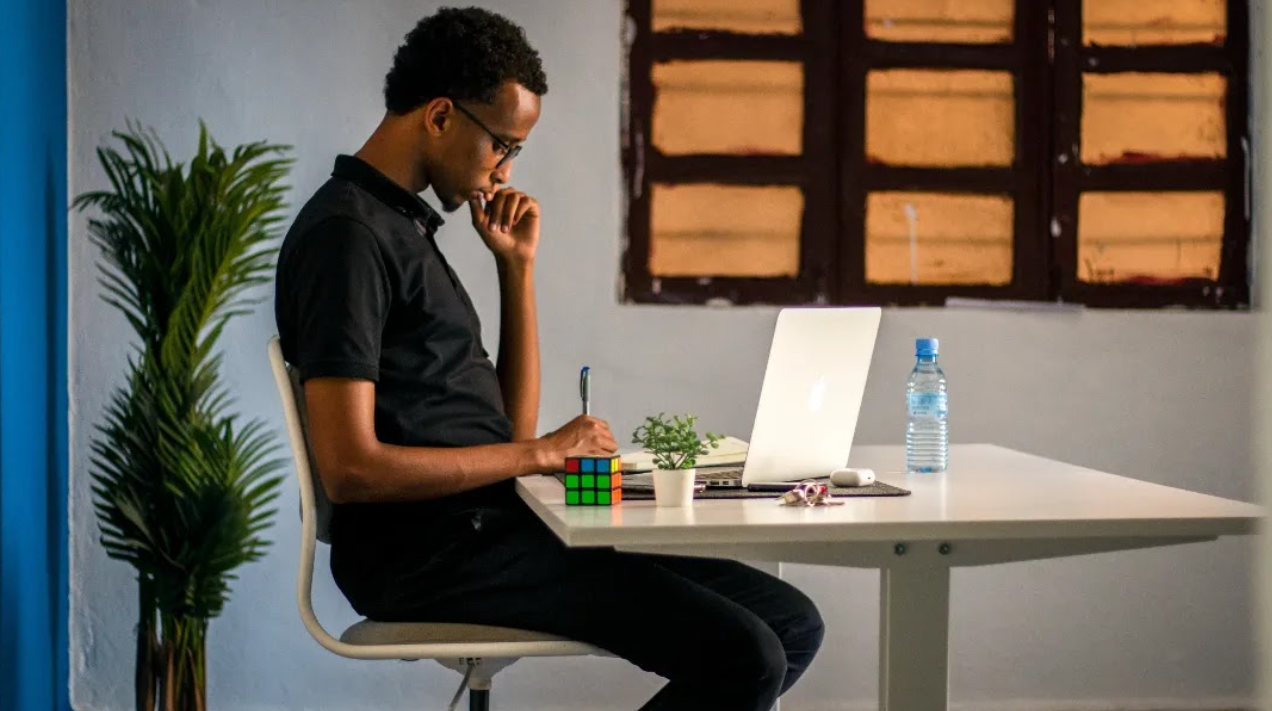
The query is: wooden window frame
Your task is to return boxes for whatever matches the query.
[622,0,1251,309]
[623,0,837,305]
[1052,1,1250,307]
[840,0,1050,305]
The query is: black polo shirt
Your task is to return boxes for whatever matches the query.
[275,156,518,561]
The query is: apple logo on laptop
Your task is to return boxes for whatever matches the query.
[808,374,828,412]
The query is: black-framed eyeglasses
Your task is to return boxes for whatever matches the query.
[452,102,522,169]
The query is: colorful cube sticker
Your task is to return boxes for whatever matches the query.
[562,455,623,506]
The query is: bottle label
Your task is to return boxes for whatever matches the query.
[908,392,947,418]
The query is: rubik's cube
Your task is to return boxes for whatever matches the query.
[563,455,623,506]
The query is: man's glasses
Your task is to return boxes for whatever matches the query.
[452,102,521,169]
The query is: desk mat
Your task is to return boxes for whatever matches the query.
[551,474,910,499]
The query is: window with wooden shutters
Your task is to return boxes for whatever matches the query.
[622,0,1250,308]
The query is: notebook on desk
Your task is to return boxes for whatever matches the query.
[619,307,883,491]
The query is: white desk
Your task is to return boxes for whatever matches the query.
[516,444,1261,711]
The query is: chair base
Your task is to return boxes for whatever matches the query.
[435,657,515,689]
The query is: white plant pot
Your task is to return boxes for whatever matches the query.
[652,468,695,508]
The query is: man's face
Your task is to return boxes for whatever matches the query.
[426,82,541,212]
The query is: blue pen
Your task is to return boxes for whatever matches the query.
[579,366,591,416]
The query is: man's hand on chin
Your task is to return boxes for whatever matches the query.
[470,187,539,267]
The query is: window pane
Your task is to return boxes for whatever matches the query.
[1084,0,1226,46]
[866,0,1013,44]
[653,61,803,156]
[652,0,801,35]
[1082,73,1226,164]
[650,183,803,277]
[1078,191,1223,284]
[866,70,1014,167]
[866,192,1013,285]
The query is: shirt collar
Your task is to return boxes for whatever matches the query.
[331,154,445,234]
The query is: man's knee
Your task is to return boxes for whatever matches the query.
[729,620,788,698]
[787,588,826,651]
[772,586,825,694]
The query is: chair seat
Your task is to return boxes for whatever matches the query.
[341,619,603,655]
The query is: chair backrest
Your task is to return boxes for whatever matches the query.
[267,336,334,543]
[267,335,607,662]
[270,335,370,655]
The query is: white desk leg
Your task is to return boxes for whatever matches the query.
[879,560,950,711]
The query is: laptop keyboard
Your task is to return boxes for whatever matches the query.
[697,468,743,486]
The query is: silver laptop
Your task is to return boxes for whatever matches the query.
[697,307,882,488]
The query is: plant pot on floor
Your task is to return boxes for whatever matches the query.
[652,468,696,507]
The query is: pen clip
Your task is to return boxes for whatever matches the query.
[579,366,590,414]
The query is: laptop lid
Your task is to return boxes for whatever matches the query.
[741,307,882,485]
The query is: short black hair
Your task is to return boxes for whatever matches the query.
[384,7,548,115]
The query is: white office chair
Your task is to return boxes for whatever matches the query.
[267,336,607,711]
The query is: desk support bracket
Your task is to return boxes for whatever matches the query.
[612,535,1217,568]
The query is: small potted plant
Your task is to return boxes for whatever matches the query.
[631,413,722,507]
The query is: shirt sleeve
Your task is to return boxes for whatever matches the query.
[284,216,391,382]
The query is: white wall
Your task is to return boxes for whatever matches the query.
[1253,0,1271,708]
[69,1,1259,709]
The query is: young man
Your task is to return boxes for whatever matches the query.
[274,8,823,709]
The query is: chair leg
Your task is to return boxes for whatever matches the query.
[468,688,490,711]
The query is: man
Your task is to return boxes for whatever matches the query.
[274,8,823,710]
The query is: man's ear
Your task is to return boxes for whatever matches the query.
[420,97,454,138]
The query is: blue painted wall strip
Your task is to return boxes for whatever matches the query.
[51,0,71,702]
[0,0,69,708]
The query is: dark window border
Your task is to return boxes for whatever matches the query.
[1051,0,1249,308]
[621,0,1251,309]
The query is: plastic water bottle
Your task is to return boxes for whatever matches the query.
[906,338,948,474]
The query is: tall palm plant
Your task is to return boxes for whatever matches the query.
[75,123,292,711]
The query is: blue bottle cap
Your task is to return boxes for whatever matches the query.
[916,338,939,356]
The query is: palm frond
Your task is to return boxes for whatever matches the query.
[77,122,292,622]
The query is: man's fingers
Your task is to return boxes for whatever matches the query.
[468,197,486,227]
[512,200,534,229]
[484,189,508,218]
[480,188,524,232]
[484,191,504,221]
[499,192,522,232]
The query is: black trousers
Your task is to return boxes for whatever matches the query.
[333,499,825,711]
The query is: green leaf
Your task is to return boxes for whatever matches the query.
[76,121,291,621]
[631,412,727,471]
